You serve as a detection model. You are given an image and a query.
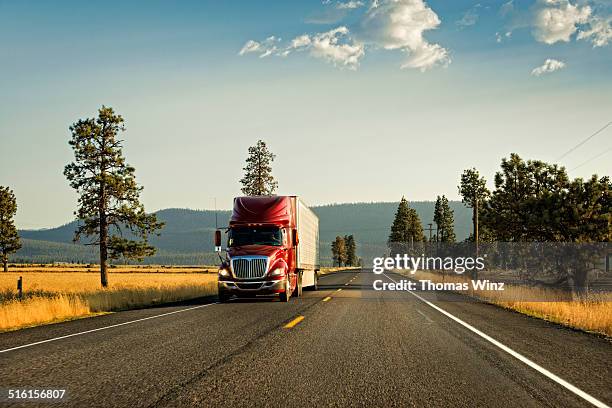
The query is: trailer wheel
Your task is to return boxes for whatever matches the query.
[294,272,303,297]
[279,275,291,302]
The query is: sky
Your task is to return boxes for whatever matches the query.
[1,0,611,229]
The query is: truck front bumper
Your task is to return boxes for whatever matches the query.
[218,279,286,295]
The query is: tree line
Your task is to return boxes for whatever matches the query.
[385,153,610,292]
[387,195,457,255]
[458,154,611,243]
[388,153,610,247]
[457,154,611,292]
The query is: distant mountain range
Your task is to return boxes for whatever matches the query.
[16,202,472,265]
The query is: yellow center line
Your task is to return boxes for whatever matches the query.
[322,296,332,302]
[284,315,305,329]
[336,288,342,292]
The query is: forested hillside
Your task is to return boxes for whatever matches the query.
[16,202,472,265]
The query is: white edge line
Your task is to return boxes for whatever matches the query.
[0,302,219,354]
[382,273,610,408]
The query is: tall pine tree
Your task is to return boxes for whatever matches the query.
[240,140,278,196]
[459,168,490,243]
[331,236,347,266]
[433,195,456,243]
[388,197,425,255]
[344,234,357,266]
[64,106,164,287]
[0,187,21,272]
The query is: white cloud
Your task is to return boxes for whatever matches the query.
[531,58,566,76]
[500,0,611,48]
[401,43,450,71]
[578,16,612,47]
[360,0,451,71]
[361,0,440,50]
[239,0,449,72]
[238,36,281,58]
[533,0,591,44]
[290,35,310,50]
[337,1,365,9]
[309,27,365,69]
[240,28,364,69]
[238,40,261,56]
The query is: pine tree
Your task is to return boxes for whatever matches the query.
[331,239,338,265]
[388,197,425,255]
[459,168,490,243]
[344,235,357,266]
[479,153,612,293]
[331,236,347,266]
[407,207,426,243]
[433,195,456,243]
[389,197,411,246]
[240,140,278,196]
[64,106,164,287]
[0,187,22,272]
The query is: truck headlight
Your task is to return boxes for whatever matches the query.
[268,267,285,277]
[219,268,230,277]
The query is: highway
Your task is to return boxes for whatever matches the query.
[0,270,611,407]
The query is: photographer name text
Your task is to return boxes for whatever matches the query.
[372,279,505,291]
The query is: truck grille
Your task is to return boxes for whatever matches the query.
[232,257,268,279]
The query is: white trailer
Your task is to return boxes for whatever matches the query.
[295,197,320,287]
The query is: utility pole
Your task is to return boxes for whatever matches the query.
[426,223,434,242]
[425,223,434,256]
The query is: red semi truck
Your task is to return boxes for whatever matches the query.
[215,196,320,302]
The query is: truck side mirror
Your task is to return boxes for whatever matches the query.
[293,229,299,246]
[214,230,222,252]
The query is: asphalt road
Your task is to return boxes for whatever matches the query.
[0,270,610,407]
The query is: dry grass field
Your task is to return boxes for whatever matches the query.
[0,266,218,332]
[404,270,612,337]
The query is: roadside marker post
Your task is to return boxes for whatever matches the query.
[17,276,23,300]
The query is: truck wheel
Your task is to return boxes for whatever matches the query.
[218,290,231,303]
[279,276,291,302]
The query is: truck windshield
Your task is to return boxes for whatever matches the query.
[228,227,283,247]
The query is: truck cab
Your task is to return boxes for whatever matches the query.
[216,196,319,302]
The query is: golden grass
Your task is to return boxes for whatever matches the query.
[0,295,91,331]
[0,272,218,332]
[0,272,216,293]
[403,270,612,337]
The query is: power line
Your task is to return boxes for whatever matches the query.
[556,121,612,161]
[570,146,612,171]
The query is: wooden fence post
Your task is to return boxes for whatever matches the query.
[17,276,23,300]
